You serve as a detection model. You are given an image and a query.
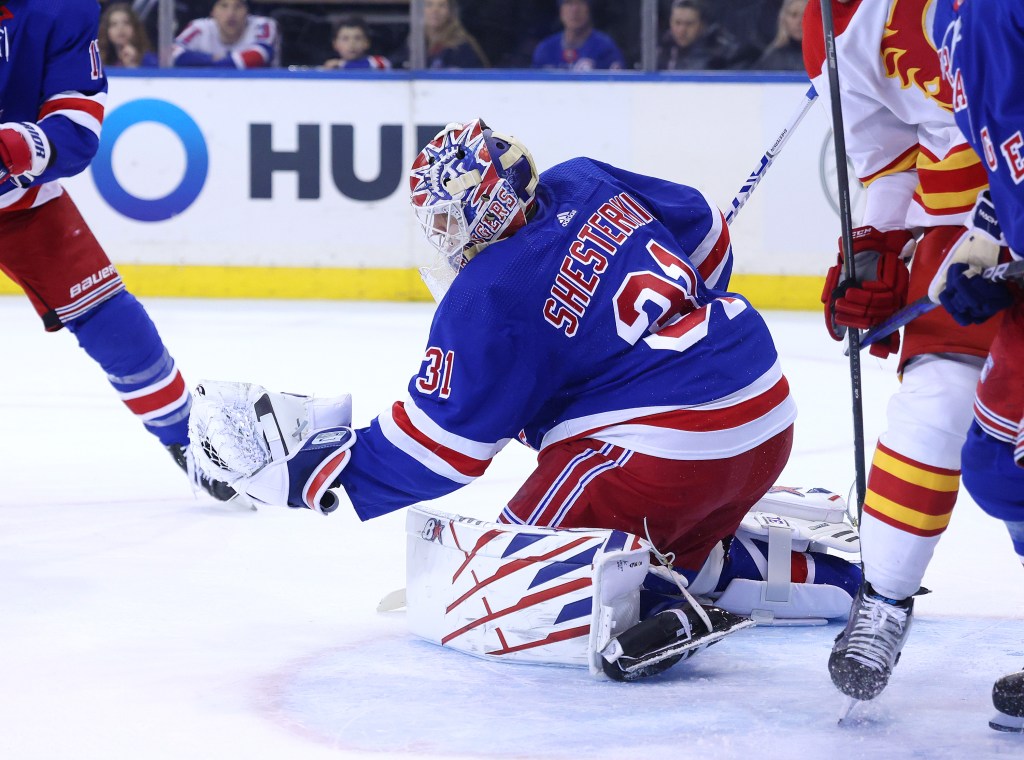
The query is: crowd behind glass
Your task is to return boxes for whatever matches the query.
[99,0,808,73]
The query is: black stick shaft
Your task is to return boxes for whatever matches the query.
[821,0,868,518]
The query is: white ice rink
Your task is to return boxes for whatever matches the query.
[2,296,1023,759]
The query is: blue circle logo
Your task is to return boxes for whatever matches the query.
[92,99,208,222]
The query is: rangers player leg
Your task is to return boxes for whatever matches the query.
[957,307,1024,731]
[0,194,233,500]
[962,425,1024,731]
[64,291,235,500]
[831,354,982,700]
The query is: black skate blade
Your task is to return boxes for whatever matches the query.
[837,696,860,724]
[990,711,1024,733]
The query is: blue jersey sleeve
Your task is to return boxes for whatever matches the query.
[935,0,1024,253]
[34,0,107,183]
[338,278,555,520]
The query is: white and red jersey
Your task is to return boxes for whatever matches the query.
[172,16,278,69]
[803,0,988,231]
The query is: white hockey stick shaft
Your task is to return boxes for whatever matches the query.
[725,85,818,225]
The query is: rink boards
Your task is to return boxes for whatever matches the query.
[5,70,861,308]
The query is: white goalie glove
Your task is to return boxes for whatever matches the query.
[187,380,355,514]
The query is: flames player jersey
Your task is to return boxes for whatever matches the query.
[803,0,987,229]
[934,0,1024,255]
[0,0,106,213]
[338,158,797,520]
[172,16,278,69]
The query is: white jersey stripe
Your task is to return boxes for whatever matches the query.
[378,409,477,484]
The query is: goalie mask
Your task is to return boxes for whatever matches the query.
[409,119,539,300]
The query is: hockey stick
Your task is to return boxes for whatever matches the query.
[820,0,868,518]
[858,259,1024,350]
[725,85,818,225]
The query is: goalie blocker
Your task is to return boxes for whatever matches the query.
[398,486,861,678]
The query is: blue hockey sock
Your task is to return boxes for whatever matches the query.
[65,291,191,447]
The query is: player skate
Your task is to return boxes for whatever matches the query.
[167,443,237,502]
[991,671,1024,732]
[828,582,914,703]
[599,603,753,682]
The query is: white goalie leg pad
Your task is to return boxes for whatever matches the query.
[188,379,352,486]
[404,506,650,675]
[744,485,860,554]
[713,486,860,625]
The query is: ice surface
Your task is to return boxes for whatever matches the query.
[2,297,1022,759]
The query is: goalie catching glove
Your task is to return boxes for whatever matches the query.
[928,190,1017,326]
[822,226,915,358]
[187,380,355,514]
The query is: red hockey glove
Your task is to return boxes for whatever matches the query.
[0,122,52,185]
[821,226,914,358]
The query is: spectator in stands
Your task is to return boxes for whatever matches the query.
[657,0,758,70]
[173,0,278,68]
[533,0,624,70]
[99,3,158,68]
[394,0,489,69]
[323,15,392,70]
[751,0,807,70]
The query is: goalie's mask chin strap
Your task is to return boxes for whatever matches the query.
[642,517,714,635]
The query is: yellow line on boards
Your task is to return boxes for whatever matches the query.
[0,267,823,310]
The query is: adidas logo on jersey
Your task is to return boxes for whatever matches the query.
[557,210,577,227]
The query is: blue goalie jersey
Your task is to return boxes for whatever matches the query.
[934,0,1024,255]
[0,0,107,212]
[339,158,796,519]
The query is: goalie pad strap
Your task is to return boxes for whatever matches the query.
[765,522,793,603]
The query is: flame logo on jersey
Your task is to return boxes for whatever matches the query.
[881,0,952,111]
